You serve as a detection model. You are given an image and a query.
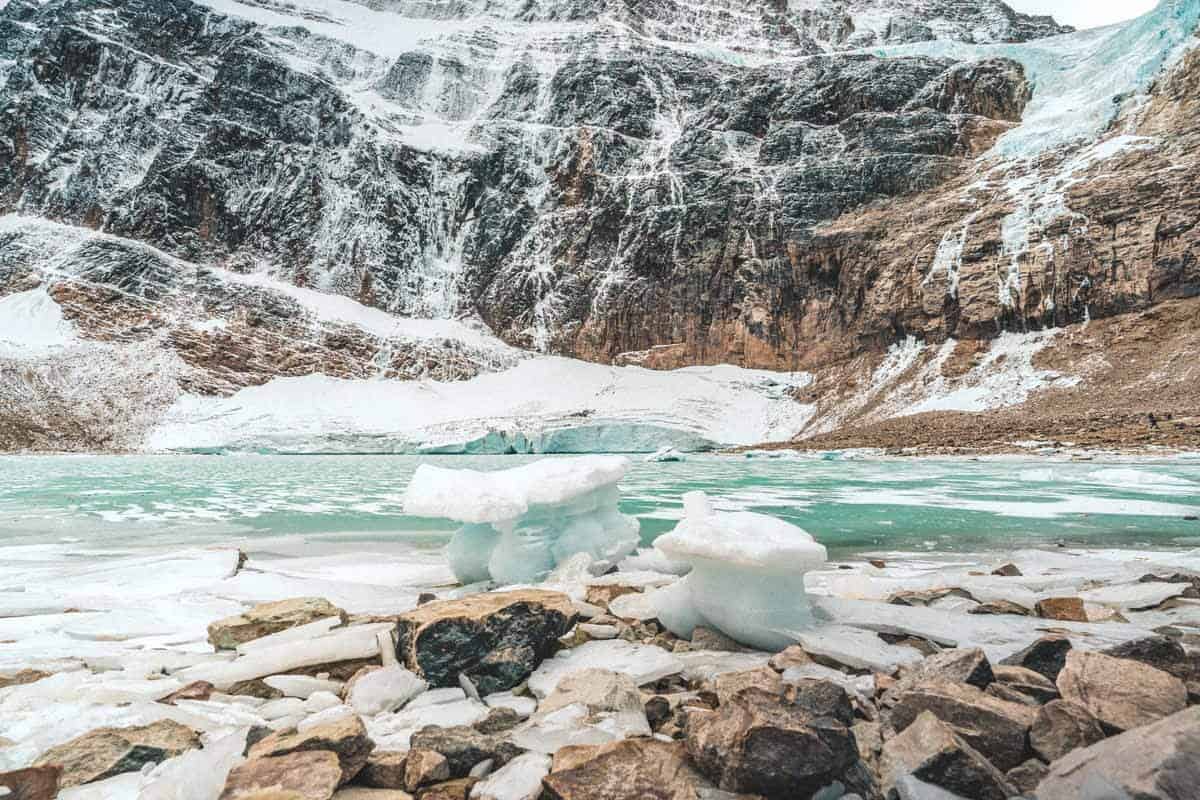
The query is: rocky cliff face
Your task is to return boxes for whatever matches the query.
[0,0,1197,452]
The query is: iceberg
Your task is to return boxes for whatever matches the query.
[402,456,641,585]
[652,492,828,651]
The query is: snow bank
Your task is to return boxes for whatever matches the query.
[148,358,814,454]
[403,456,640,584]
[652,492,827,651]
[0,288,76,359]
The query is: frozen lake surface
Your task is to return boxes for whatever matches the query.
[1,454,1198,556]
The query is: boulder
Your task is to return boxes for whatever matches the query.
[1029,700,1106,763]
[882,649,994,707]
[408,727,521,778]
[1006,759,1048,795]
[333,790,413,800]
[1056,650,1188,733]
[33,719,201,788]
[710,667,784,705]
[544,738,725,800]
[403,750,450,792]
[220,752,343,800]
[0,766,61,800]
[157,680,215,705]
[358,751,408,789]
[991,564,1022,577]
[684,686,868,797]
[209,598,348,650]
[999,636,1072,681]
[785,679,855,727]
[1035,707,1200,800]
[1034,597,1088,622]
[768,645,812,671]
[1103,636,1198,682]
[889,680,1036,771]
[413,779,477,800]
[968,600,1032,617]
[395,590,576,695]
[248,715,374,784]
[879,711,1017,800]
[992,665,1058,703]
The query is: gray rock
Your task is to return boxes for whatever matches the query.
[1035,707,1200,800]
[1030,700,1106,764]
[999,636,1072,682]
[408,727,522,778]
[880,711,1017,800]
[1056,650,1188,733]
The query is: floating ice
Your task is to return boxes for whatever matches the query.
[403,456,640,584]
[652,492,828,651]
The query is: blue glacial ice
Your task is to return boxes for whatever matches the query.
[652,491,828,651]
[402,456,641,584]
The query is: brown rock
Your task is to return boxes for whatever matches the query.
[158,680,215,705]
[684,687,868,797]
[1056,649,1188,733]
[710,667,783,706]
[0,670,50,690]
[969,600,1033,616]
[472,707,522,735]
[889,680,1036,771]
[540,669,644,717]
[407,727,521,778]
[1035,597,1088,622]
[1035,707,1200,800]
[991,563,1022,577]
[868,559,887,569]
[1006,759,1049,795]
[986,682,1041,706]
[394,590,576,695]
[358,751,407,790]
[993,665,1059,703]
[767,645,812,671]
[880,711,1017,800]
[33,719,202,788]
[852,720,883,772]
[881,648,994,708]
[229,679,285,700]
[585,584,641,609]
[333,790,413,800]
[221,752,343,800]
[999,635,1073,681]
[413,779,478,800]
[1103,635,1198,682]
[689,626,742,652]
[403,750,450,793]
[248,716,374,784]
[1029,700,1106,763]
[209,597,348,650]
[0,765,61,800]
[544,738,729,800]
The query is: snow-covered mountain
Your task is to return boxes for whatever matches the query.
[1,0,1197,452]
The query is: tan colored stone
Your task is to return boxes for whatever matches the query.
[1035,597,1088,622]
[221,752,343,800]
[767,645,811,671]
[403,750,449,793]
[0,765,61,800]
[0,670,50,690]
[248,715,374,784]
[710,666,782,705]
[540,668,645,716]
[1030,700,1106,763]
[358,751,407,789]
[1056,649,1188,733]
[584,584,641,609]
[334,789,412,800]
[880,711,1017,800]
[33,719,201,788]
[545,738,720,800]
[993,665,1058,703]
[158,680,215,705]
[413,779,478,800]
[209,598,348,650]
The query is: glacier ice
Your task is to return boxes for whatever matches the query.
[403,456,640,584]
[652,492,828,651]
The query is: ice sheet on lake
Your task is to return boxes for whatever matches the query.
[652,492,828,651]
[404,456,641,584]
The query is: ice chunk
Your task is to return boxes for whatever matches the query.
[403,457,640,584]
[795,625,925,674]
[138,727,248,800]
[527,641,683,699]
[617,548,691,576]
[510,703,649,754]
[366,697,489,750]
[652,492,828,651]
[470,752,551,800]
[483,692,537,719]
[347,665,428,715]
[262,675,343,699]
[644,445,686,462]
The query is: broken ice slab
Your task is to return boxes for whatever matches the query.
[510,703,651,754]
[175,623,393,690]
[527,641,683,698]
[1077,581,1188,611]
[653,492,828,651]
[366,697,489,750]
[402,456,640,584]
[794,625,925,674]
[262,674,343,699]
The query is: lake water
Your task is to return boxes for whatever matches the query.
[1,454,1198,558]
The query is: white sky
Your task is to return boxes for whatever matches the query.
[1007,0,1159,29]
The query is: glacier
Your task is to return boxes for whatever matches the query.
[652,491,828,651]
[402,455,640,584]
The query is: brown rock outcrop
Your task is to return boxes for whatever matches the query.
[33,719,202,788]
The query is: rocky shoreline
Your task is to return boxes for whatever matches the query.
[2,545,1198,800]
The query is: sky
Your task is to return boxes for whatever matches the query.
[1007,0,1159,29]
